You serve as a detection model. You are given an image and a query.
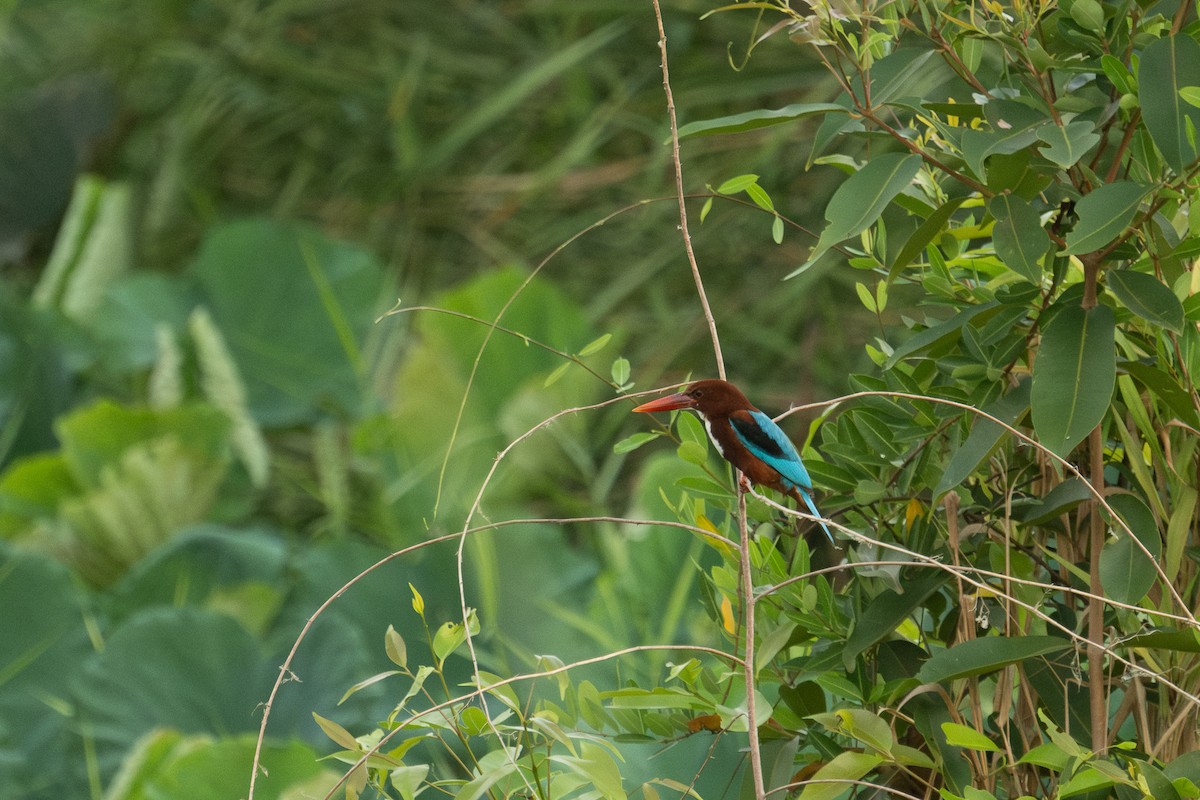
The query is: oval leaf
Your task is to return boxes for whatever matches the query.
[1141,35,1200,174]
[1099,493,1161,605]
[1031,304,1116,457]
[793,153,922,276]
[1064,181,1148,255]
[989,194,1049,283]
[918,636,1071,683]
[677,102,847,140]
[1107,269,1184,332]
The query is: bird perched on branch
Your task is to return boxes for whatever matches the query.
[633,379,833,543]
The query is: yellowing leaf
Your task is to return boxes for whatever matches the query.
[720,595,737,635]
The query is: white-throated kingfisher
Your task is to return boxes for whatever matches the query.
[633,379,834,543]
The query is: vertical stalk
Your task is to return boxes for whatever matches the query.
[1081,253,1107,752]
[1087,424,1107,751]
[738,487,766,800]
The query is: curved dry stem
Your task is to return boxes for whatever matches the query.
[652,0,725,381]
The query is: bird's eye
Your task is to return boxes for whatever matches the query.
[691,389,703,398]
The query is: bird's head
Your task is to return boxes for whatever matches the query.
[632,379,753,419]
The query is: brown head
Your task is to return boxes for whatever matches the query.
[632,379,756,420]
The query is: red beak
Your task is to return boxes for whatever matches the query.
[633,392,695,413]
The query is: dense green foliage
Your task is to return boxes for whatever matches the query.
[6,1,1200,800]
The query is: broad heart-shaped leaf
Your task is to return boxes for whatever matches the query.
[1099,493,1161,605]
[1064,181,1149,254]
[1031,304,1116,457]
[917,635,1071,683]
[789,153,921,277]
[677,102,846,139]
[127,734,335,800]
[1107,269,1185,332]
[989,195,1049,283]
[1140,35,1200,174]
[190,219,390,427]
[56,400,230,490]
[0,545,93,797]
[71,607,270,781]
[1036,120,1101,168]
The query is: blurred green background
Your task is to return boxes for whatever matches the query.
[0,1,865,797]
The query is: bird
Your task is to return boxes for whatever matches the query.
[633,379,834,543]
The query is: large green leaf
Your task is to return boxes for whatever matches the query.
[842,571,948,668]
[1099,493,1161,605]
[0,545,93,799]
[56,400,230,490]
[72,607,268,779]
[107,732,335,800]
[1140,35,1200,174]
[1064,181,1148,254]
[917,636,1071,683]
[1031,304,1116,457]
[1036,120,1100,168]
[935,378,1031,497]
[190,219,390,426]
[677,102,846,139]
[889,196,967,280]
[962,100,1047,180]
[1107,269,1184,332]
[989,195,1049,284]
[789,153,921,277]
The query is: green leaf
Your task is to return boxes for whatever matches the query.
[1099,493,1161,605]
[941,723,1001,752]
[613,431,661,454]
[744,181,775,211]
[1064,181,1149,254]
[432,609,480,666]
[1140,35,1200,174]
[796,751,882,800]
[1102,55,1136,95]
[1182,86,1200,108]
[578,333,612,357]
[1120,361,1199,427]
[385,625,407,669]
[790,153,922,277]
[190,219,389,425]
[855,281,877,312]
[936,378,1031,497]
[810,709,894,755]
[1019,478,1094,525]
[611,357,631,387]
[677,102,846,139]
[1031,304,1116,457]
[842,571,948,668]
[676,440,708,467]
[543,361,573,388]
[989,195,1049,283]
[918,636,1071,683]
[962,101,1047,180]
[391,764,430,800]
[889,197,967,280]
[1120,628,1200,652]
[1107,269,1184,332]
[1037,120,1101,168]
[716,174,760,194]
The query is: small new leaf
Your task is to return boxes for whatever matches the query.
[385,624,407,669]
